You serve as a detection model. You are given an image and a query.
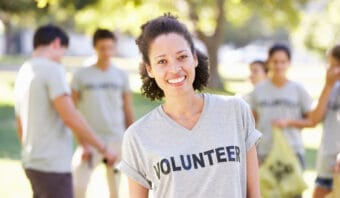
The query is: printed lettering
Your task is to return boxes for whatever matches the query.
[235,146,240,162]
[203,149,214,165]
[160,159,171,175]
[153,145,241,180]
[170,157,181,171]
[153,162,161,179]
[215,147,227,162]
[226,146,235,161]
[180,155,192,170]
[192,153,205,169]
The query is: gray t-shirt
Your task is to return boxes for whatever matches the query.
[316,81,340,178]
[71,65,130,142]
[247,80,312,157]
[118,94,262,198]
[14,57,72,173]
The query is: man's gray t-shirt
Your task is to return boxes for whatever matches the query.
[71,65,130,142]
[247,80,312,157]
[316,81,340,178]
[14,57,72,173]
[118,94,262,198]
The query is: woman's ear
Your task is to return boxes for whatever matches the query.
[146,64,154,78]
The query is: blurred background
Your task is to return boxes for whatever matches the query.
[1,0,340,197]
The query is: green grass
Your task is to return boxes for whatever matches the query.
[0,72,20,159]
[0,105,19,159]
[132,93,162,118]
[0,55,28,66]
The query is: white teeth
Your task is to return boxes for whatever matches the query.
[168,76,185,84]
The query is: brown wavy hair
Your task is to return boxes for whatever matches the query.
[136,13,209,100]
[331,45,340,61]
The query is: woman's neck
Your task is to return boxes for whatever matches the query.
[162,92,204,119]
[270,75,288,87]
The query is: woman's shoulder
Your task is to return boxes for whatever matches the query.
[286,80,309,92]
[207,93,249,110]
[287,80,304,88]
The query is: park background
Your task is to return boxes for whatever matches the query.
[1,0,340,197]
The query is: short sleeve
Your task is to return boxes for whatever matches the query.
[70,70,81,92]
[239,99,262,151]
[297,84,312,115]
[117,129,151,189]
[46,65,70,99]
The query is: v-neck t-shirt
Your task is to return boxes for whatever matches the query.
[117,94,262,198]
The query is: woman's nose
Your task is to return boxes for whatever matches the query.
[169,60,181,72]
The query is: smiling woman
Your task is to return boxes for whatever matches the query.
[137,15,209,101]
[117,13,262,198]
[146,33,199,98]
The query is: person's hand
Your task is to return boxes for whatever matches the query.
[272,119,290,129]
[81,145,92,162]
[325,66,340,87]
[102,148,118,167]
[334,153,340,173]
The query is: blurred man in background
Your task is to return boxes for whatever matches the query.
[71,28,134,198]
[14,25,117,198]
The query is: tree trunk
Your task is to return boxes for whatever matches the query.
[205,41,224,89]
[188,0,226,90]
[4,20,12,54]
[0,12,22,55]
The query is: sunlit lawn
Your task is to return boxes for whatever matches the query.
[0,58,326,197]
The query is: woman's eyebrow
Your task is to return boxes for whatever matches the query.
[176,50,188,54]
[153,50,188,59]
[154,54,166,59]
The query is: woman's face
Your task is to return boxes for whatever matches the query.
[267,50,290,78]
[146,33,198,98]
[249,63,267,85]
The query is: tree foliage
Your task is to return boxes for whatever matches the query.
[301,0,340,54]
[1,0,309,89]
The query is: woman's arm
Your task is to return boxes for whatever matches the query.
[309,66,340,125]
[246,146,261,198]
[273,67,340,129]
[128,178,149,198]
[15,116,23,144]
[252,110,258,124]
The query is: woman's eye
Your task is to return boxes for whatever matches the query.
[157,59,167,64]
[179,55,188,60]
